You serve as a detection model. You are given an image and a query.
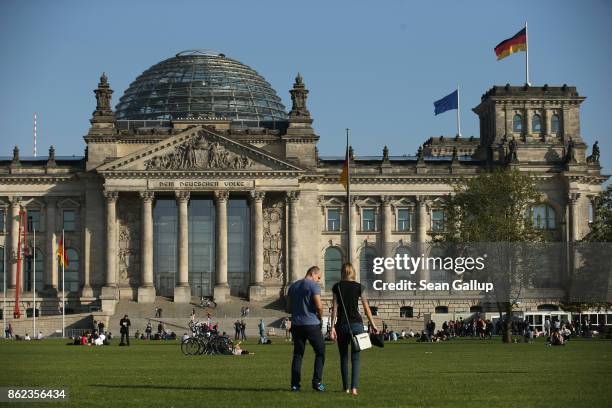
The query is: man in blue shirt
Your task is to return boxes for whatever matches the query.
[287,265,325,392]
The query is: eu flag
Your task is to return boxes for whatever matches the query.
[434,90,458,115]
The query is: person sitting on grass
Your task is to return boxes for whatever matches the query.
[549,330,565,346]
[94,332,106,346]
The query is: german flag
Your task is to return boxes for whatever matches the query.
[57,237,69,268]
[339,144,349,191]
[495,28,527,60]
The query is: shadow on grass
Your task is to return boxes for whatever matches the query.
[92,384,288,392]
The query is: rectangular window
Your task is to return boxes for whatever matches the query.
[327,208,341,231]
[362,209,376,232]
[63,210,76,232]
[27,210,41,232]
[397,208,414,232]
[431,210,445,232]
[0,209,4,233]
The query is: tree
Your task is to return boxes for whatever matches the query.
[435,168,544,343]
[561,187,612,317]
[583,187,612,242]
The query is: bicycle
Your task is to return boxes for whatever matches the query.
[200,296,217,309]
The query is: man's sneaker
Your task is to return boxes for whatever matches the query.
[291,385,300,392]
[312,383,326,392]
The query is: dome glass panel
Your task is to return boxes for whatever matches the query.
[115,50,288,127]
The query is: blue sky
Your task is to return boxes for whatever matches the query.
[0,0,610,181]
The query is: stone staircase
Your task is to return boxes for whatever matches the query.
[107,296,290,337]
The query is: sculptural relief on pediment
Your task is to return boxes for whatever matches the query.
[144,134,254,170]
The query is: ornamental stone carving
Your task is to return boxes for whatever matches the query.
[145,134,253,170]
[117,195,140,287]
[263,196,285,283]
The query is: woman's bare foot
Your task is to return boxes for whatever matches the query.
[351,388,358,396]
[345,389,350,394]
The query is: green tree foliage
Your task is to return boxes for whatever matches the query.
[435,168,544,343]
[583,187,612,242]
[436,168,543,243]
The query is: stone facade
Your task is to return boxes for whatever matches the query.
[0,70,608,320]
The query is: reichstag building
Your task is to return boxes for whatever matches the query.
[0,50,607,317]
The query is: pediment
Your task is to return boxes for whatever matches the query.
[392,197,415,209]
[355,197,380,208]
[57,198,81,209]
[319,196,345,207]
[97,126,303,174]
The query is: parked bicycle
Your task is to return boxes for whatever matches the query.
[200,296,217,309]
[181,321,233,356]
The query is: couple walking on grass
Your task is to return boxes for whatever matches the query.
[287,263,378,395]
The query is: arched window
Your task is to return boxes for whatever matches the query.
[435,306,449,314]
[400,306,413,318]
[25,248,43,292]
[531,204,556,230]
[532,114,542,133]
[513,114,523,133]
[324,247,343,290]
[551,114,560,134]
[359,246,377,289]
[395,246,413,281]
[62,248,80,293]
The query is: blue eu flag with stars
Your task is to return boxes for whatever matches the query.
[434,90,458,115]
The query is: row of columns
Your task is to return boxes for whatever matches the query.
[102,189,301,303]
[345,195,432,283]
[5,195,84,295]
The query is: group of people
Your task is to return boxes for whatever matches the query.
[287,263,378,395]
[70,330,109,346]
[233,320,247,341]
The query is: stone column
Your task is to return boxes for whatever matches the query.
[249,191,266,300]
[561,107,568,142]
[381,196,394,283]
[81,195,94,298]
[525,109,532,142]
[349,197,359,280]
[416,196,430,282]
[568,193,581,242]
[8,196,21,293]
[504,106,511,138]
[43,197,57,293]
[214,191,230,303]
[101,191,118,300]
[138,191,156,302]
[287,191,301,283]
[542,109,549,139]
[174,191,191,303]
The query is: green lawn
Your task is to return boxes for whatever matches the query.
[1,337,610,408]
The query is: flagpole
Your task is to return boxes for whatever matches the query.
[346,128,351,265]
[33,228,36,338]
[525,21,530,86]
[61,229,65,339]
[456,85,462,137]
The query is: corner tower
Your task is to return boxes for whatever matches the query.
[473,84,586,164]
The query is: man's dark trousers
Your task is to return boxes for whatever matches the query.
[291,324,325,387]
[121,330,130,345]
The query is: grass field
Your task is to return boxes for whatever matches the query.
[1,337,611,408]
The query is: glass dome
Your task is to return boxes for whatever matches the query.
[115,50,288,126]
